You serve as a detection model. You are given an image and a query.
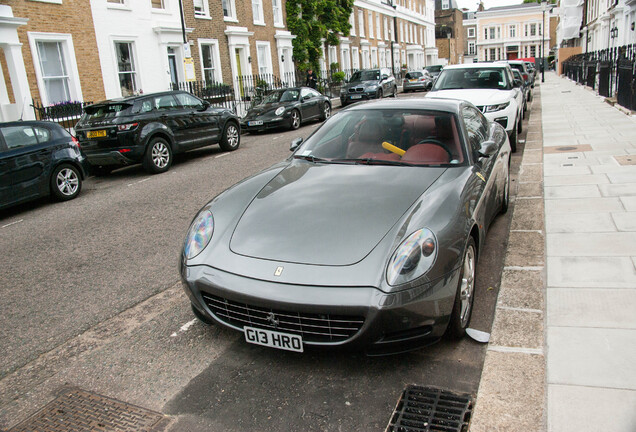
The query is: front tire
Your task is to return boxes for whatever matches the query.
[143,137,172,174]
[219,121,240,151]
[392,86,397,97]
[289,109,301,130]
[448,237,477,339]
[320,103,331,121]
[51,164,82,201]
[377,89,383,99]
[500,163,510,214]
[509,122,518,153]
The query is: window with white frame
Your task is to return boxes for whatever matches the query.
[256,42,272,75]
[467,27,475,38]
[489,27,496,40]
[200,41,221,83]
[193,0,209,17]
[368,12,374,38]
[420,28,423,45]
[497,26,501,39]
[530,45,536,57]
[538,23,542,35]
[252,0,264,24]
[222,0,237,19]
[151,0,164,9]
[350,13,356,36]
[390,20,395,41]
[371,47,378,67]
[468,41,475,55]
[352,46,359,69]
[442,0,449,9]
[400,22,404,42]
[358,10,365,37]
[384,17,389,40]
[376,14,381,40]
[530,23,536,36]
[272,0,283,26]
[329,45,337,65]
[509,24,516,38]
[114,42,137,97]
[489,48,496,61]
[35,41,71,104]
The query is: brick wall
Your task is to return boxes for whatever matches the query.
[0,0,105,106]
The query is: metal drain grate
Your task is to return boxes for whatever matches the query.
[8,388,168,432]
[386,385,473,432]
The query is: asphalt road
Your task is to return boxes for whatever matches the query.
[0,93,527,431]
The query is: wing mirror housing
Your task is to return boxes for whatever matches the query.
[513,79,522,88]
[290,137,303,151]
[478,140,498,159]
[199,101,211,111]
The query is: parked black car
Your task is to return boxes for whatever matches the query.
[0,120,87,210]
[241,87,331,133]
[339,68,398,106]
[75,91,240,175]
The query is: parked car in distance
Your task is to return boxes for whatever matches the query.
[181,98,511,355]
[497,60,533,99]
[75,91,240,175]
[340,68,398,106]
[0,120,87,210]
[512,69,529,116]
[241,87,331,133]
[424,65,444,79]
[525,61,537,85]
[402,70,433,92]
[426,62,523,151]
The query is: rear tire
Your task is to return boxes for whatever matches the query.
[448,237,477,339]
[377,89,383,99]
[518,113,523,133]
[51,164,82,201]
[509,122,518,153]
[143,137,172,174]
[219,121,240,151]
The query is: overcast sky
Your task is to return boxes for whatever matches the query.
[455,0,524,12]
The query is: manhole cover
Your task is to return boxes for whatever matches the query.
[544,144,593,154]
[614,155,636,166]
[556,146,578,151]
[8,388,168,432]
[386,385,473,432]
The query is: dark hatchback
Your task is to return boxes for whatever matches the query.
[339,68,398,106]
[0,120,87,210]
[75,91,240,175]
[241,87,331,133]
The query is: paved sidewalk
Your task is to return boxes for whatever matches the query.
[541,72,636,431]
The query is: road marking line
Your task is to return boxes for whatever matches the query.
[497,306,543,314]
[137,178,150,184]
[171,318,198,337]
[510,229,543,234]
[487,346,544,355]
[2,219,23,228]
[215,152,230,159]
[503,266,544,271]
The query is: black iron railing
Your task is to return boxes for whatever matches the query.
[31,100,93,134]
[562,44,636,111]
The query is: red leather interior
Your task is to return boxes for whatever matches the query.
[402,144,450,164]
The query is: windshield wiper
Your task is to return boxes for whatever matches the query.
[335,158,412,166]
[293,155,356,165]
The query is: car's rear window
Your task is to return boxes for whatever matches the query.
[405,72,423,79]
[83,103,132,120]
[433,67,509,91]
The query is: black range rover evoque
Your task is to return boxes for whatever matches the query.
[75,91,240,175]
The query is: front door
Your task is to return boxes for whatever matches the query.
[168,47,178,88]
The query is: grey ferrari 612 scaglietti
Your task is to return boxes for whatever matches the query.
[180,98,511,355]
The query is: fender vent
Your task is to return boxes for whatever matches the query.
[386,385,473,432]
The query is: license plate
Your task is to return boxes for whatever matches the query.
[244,326,303,352]
[86,129,107,139]
[351,95,362,99]
[248,121,263,126]
[409,79,417,82]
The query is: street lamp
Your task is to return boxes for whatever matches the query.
[541,0,546,83]
[389,0,398,76]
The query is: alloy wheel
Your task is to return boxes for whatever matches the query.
[152,141,170,168]
[459,245,476,327]
[226,124,239,148]
[56,168,79,196]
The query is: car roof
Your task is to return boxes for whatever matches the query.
[90,90,189,106]
[442,62,508,70]
[345,97,465,114]
[0,120,63,128]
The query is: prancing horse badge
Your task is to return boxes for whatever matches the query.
[274,266,284,276]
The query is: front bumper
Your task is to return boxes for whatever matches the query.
[340,92,377,106]
[483,104,517,133]
[241,116,288,132]
[182,264,460,355]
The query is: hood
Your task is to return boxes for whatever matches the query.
[344,80,379,89]
[427,89,510,106]
[229,162,446,266]
[245,102,286,117]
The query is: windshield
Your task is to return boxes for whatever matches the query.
[349,70,381,82]
[432,67,509,90]
[295,109,466,166]
[425,65,443,73]
[262,89,299,104]
[83,103,131,120]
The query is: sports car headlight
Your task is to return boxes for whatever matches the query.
[183,209,214,260]
[484,102,510,112]
[275,107,285,116]
[387,228,437,286]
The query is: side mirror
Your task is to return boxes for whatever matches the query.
[199,101,211,110]
[478,140,497,159]
[513,79,522,88]
[290,137,303,151]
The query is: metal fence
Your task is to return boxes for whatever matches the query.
[31,100,93,134]
[562,44,636,111]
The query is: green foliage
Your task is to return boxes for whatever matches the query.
[332,71,345,84]
[330,62,340,72]
[286,0,354,71]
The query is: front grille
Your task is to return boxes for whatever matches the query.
[348,87,364,93]
[202,294,365,343]
[387,386,473,432]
